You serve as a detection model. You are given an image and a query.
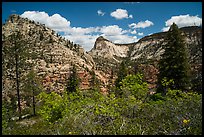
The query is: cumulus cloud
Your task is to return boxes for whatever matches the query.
[64,27,101,51]
[99,25,138,44]
[64,25,138,51]
[129,20,154,29]
[64,34,100,51]
[21,11,70,32]
[66,27,100,35]
[161,27,170,32]
[100,25,127,36]
[20,11,139,51]
[110,9,133,20]
[97,10,105,16]
[162,14,202,32]
[102,34,138,44]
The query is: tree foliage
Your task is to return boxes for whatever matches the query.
[120,74,148,100]
[37,92,64,123]
[22,69,42,116]
[66,64,80,93]
[2,30,35,119]
[157,23,191,95]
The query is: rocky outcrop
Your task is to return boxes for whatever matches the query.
[2,14,105,96]
[89,36,130,63]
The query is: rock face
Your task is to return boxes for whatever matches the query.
[2,14,105,96]
[89,36,129,62]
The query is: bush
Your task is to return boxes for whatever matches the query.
[120,73,148,100]
[6,88,201,135]
[138,91,202,135]
[37,92,64,123]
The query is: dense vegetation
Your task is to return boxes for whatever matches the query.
[2,74,202,135]
[2,23,202,135]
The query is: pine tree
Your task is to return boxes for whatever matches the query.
[66,64,79,93]
[157,23,190,95]
[2,31,35,119]
[23,68,42,116]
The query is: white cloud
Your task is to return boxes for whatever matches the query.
[162,27,170,32]
[20,11,139,51]
[100,25,126,36]
[129,20,154,29]
[21,11,70,32]
[64,34,100,51]
[138,32,144,36]
[64,27,101,51]
[129,23,136,28]
[97,10,105,16]
[131,30,137,34]
[64,25,138,51]
[63,25,130,51]
[110,9,132,20]
[66,27,100,35]
[103,35,138,44]
[99,25,138,45]
[162,14,202,32]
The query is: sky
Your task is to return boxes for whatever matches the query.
[2,2,202,51]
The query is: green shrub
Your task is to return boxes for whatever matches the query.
[137,91,202,135]
[6,88,201,135]
[37,92,64,123]
[120,73,148,100]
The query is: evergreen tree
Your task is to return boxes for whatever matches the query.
[157,23,190,95]
[66,64,79,93]
[2,30,35,119]
[23,68,42,116]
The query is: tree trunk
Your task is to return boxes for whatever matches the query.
[32,89,36,116]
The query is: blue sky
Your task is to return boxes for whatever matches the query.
[2,2,202,51]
